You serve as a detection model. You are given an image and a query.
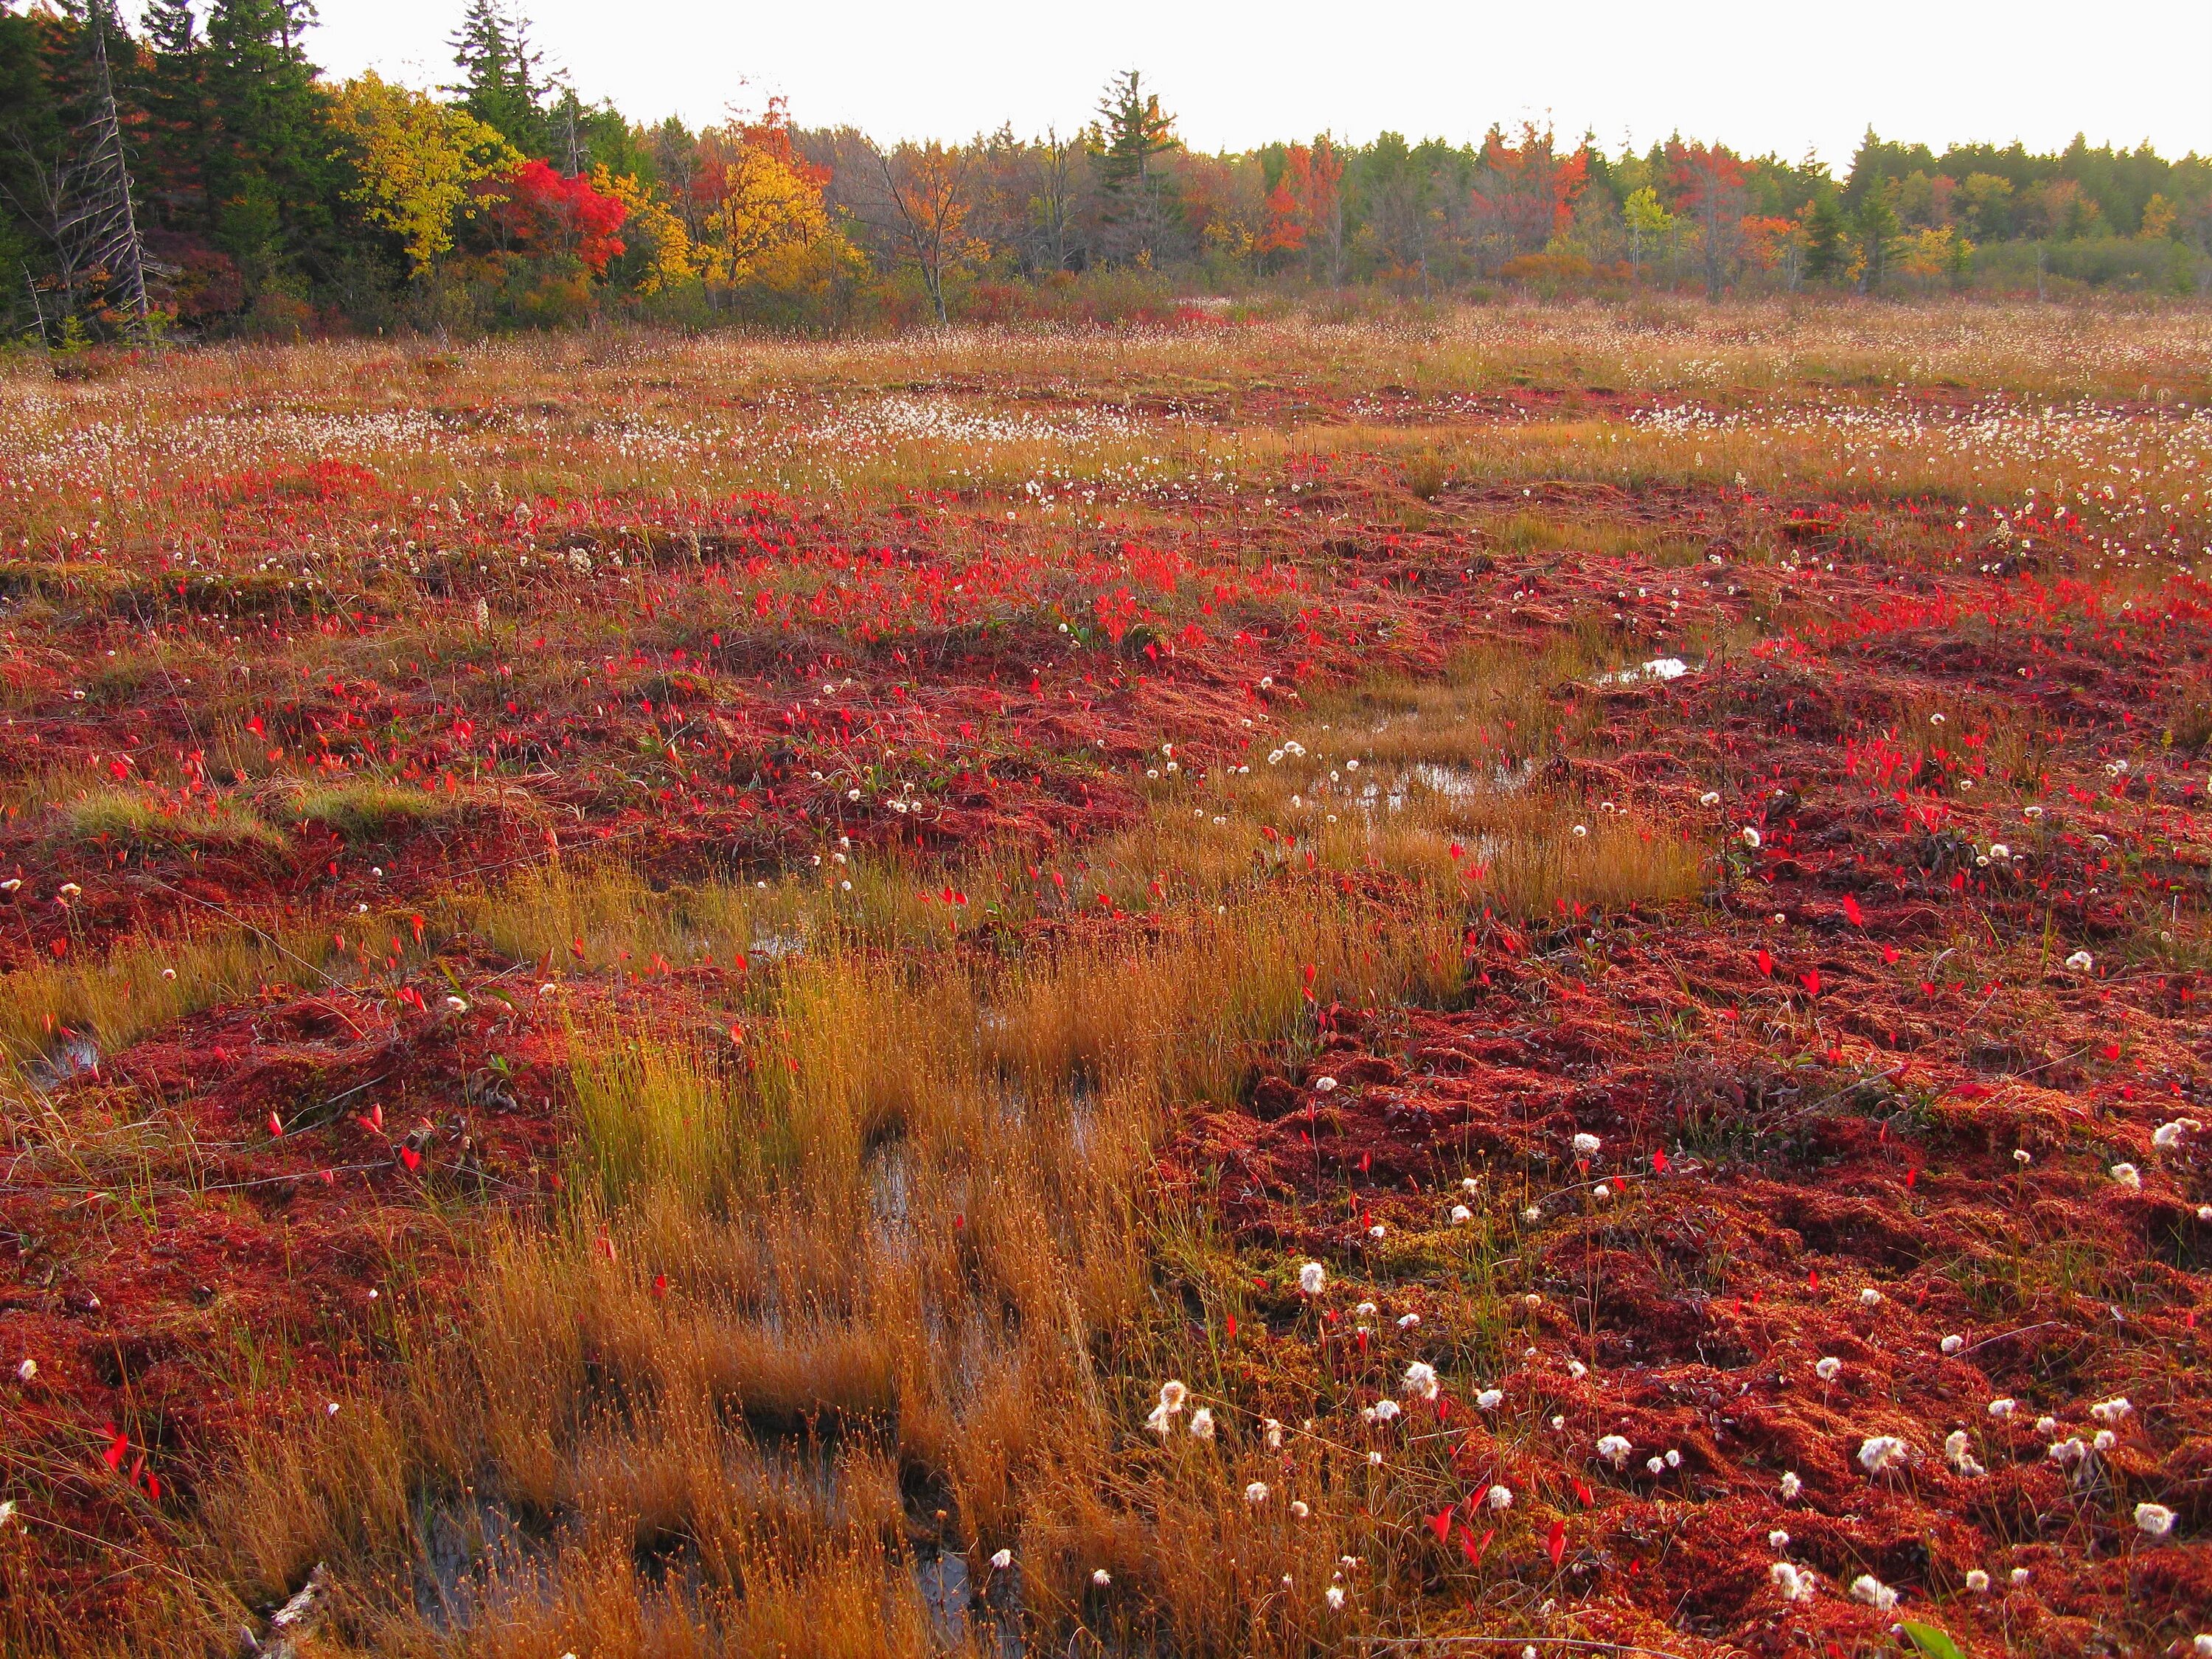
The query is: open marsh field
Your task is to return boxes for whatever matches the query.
[2,299,2211,1658]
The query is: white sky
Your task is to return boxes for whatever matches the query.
[282,0,2210,167]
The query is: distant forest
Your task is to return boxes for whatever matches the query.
[5,0,2209,342]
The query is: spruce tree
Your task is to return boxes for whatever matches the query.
[1095,69,1173,197]
[1093,69,1176,263]
[1804,192,1846,283]
[204,0,335,284]
[139,0,212,234]
[448,0,547,158]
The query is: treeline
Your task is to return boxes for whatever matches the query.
[4,0,2209,343]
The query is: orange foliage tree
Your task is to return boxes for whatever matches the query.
[1259,139,1346,282]
[1468,124,1588,271]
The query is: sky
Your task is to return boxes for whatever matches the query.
[293,0,2212,167]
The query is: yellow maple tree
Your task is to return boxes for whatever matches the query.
[330,74,518,278]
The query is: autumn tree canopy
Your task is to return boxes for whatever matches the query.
[3,4,2205,341]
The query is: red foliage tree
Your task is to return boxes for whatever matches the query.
[481,159,629,275]
[1259,138,1346,280]
[1258,147,1312,257]
[1664,140,1749,295]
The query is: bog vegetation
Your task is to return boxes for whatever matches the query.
[0,299,2209,1658]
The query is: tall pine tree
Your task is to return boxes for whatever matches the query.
[1093,69,1177,264]
[448,1,547,158]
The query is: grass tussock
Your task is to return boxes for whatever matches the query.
[49,787,290,855]
[290,779,463,843]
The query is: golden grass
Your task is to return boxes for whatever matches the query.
[186,858,1468,1652]
[0,920,313,1069]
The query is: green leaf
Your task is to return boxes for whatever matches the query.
[1902,1621,1969,1659]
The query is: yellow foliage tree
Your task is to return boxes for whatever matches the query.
[693,131,838,299]
[1897,225,1967,279]
[330,74,518,278]
[591,167,697,293]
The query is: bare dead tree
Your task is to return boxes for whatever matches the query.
[1,133,97,333]
[1032,127,1079,273]
[70,18,159,339]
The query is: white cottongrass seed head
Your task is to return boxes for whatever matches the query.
[1770,1561,1817,1601]
[1850,1573,1899,1611]
[1858,1435,1911,1475]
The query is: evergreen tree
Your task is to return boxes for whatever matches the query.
[1093,69,1176,262]
[1803,192,1846,282]
[448,0,546,157]
[204,0,335,285]
[36,0,138,125]
[139,0,212,234]
[274,0,317,57]
[1853,187,1899,291]
[1096,69,1173,196]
